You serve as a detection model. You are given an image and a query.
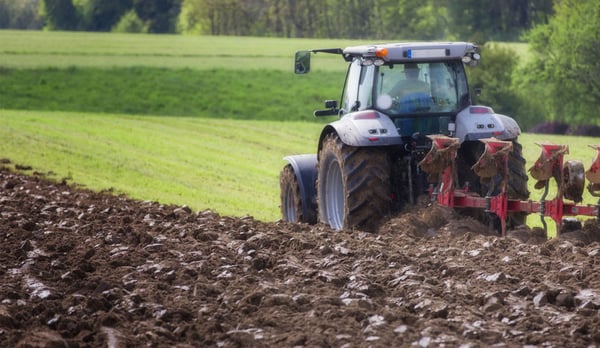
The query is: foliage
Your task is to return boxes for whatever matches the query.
[447,0,553,42]
[0,0,44,29]
[41,0,79,30]
[39,0,179,33]
[177,0,206,34]
[468,43,540,130]
[132,0,181,33]
[175,0,551,41]
[72,0,132,31]
[112,9,148,33]
[4,0,555,42]
[520,0,600,125]
[374,0,451,40]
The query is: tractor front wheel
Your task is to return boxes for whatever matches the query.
[280,164,314,223]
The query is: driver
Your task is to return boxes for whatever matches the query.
[390,63,430,99]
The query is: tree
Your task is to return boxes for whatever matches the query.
[446,0,553,42]
[0,0,44,29]
[133,0,182,33]
[112,9,148,33]
[73,0,132,31]
[521,0,600,125]
[41,0,79,30]
[177,0,207,34]
[467,44,537,128]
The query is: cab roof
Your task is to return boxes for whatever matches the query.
[341,41,479,64]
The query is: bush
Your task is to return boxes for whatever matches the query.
[112,10,148,33]
[468,45,519,118]
[467,43,544,131]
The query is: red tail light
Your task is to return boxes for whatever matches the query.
[470,106,493,114]
[353,111,380,120]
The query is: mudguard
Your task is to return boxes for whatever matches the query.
[455,105,521,142]
[319,110,402,148]
[283,154,318,221]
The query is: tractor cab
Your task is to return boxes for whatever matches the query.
[295,42,480,137]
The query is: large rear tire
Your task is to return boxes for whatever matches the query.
[280,164,316,223]
[317,133,391,231]
[457,139,529,230]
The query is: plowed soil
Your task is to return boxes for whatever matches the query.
[2,166,600,347]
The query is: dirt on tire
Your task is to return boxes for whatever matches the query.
[318,133,390,231]
[2,167,600,347]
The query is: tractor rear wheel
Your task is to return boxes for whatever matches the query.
[457,139,529,230]
[317,133,391,231]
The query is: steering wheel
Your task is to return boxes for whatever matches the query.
[393,92,433,113]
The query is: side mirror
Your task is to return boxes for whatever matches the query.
[324,100,337,108]
[294,51,311,74]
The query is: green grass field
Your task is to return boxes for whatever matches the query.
[0,30,356,71]
[1,30,593,236]
[0,67,345,120]
[0,109,322,221]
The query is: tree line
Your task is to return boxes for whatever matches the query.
[2,0,552,42]
[178,0,553,42]
[0,0,181,33]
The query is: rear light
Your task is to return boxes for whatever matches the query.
[470,106,493,114]
[353,111,380,120]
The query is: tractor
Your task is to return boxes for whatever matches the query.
[280,42,600,235]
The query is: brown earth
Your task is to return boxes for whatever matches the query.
[2,166,600,347]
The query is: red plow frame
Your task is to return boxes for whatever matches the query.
[420,136,600,236]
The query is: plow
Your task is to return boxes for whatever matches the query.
[421,136,600,236]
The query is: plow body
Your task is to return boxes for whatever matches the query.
[420,136,600,236]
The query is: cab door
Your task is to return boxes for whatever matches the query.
[339,59,375,116]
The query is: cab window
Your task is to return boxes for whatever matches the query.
[374,61,464,115]
[341,59,362,114]
[341,59,375,114]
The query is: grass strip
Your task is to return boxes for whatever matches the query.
[0,67,342,121]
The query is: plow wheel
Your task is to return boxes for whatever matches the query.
[317,133,391,231]
[562,160,585,203]
[457,139,529,231]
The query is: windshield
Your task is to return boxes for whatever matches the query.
[374,61,467,115]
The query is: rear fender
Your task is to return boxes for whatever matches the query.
[455,105,521,142]
[283,154,318,221]
[318,110,402,152]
